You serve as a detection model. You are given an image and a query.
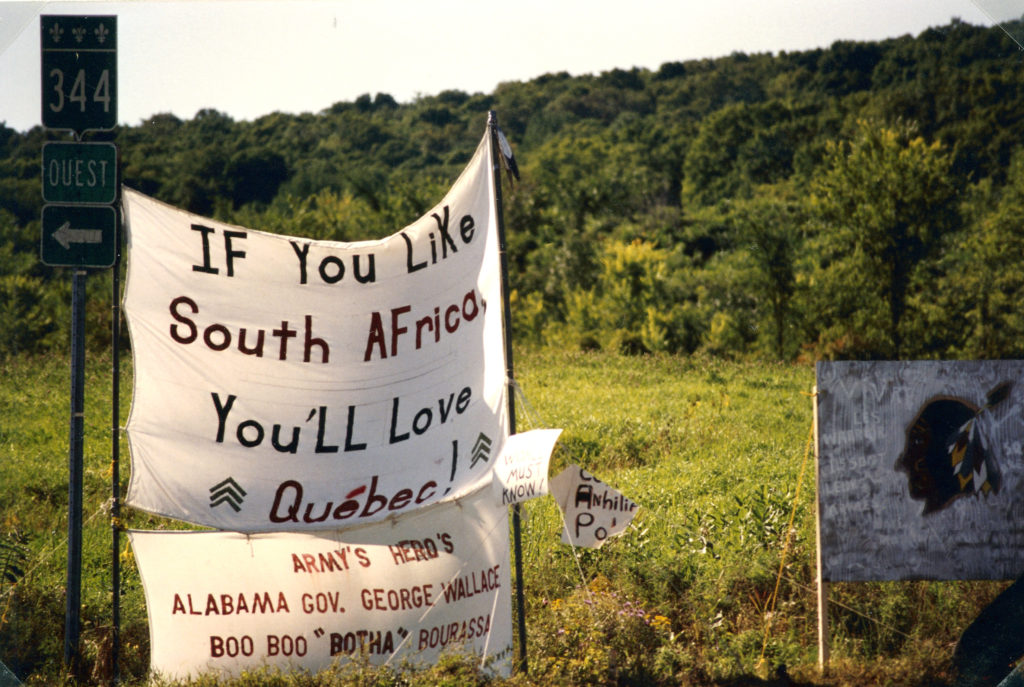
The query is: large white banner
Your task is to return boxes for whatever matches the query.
[817,360,1024,581]
[122,134,507,532]
[129,485,513,680]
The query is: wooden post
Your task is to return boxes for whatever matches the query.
[812,383,830,674]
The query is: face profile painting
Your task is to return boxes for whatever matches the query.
[895,382,1011,515]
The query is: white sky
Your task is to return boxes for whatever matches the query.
[1,0,1021,133]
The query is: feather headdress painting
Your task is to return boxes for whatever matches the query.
[895,381,1011,515]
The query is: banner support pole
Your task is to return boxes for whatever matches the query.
[110,196,122,684]
[487,110,528,674]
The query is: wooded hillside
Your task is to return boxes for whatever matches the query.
[3,18,1023,360]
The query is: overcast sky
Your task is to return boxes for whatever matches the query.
[2,0,1021,133]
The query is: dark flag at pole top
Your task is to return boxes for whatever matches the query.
[496,127,519,185]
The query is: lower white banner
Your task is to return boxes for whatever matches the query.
[129,486,513,679]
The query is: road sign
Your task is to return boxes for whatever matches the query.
[41,15,117,133]
[41,204,117,268]
[42,142,117,204]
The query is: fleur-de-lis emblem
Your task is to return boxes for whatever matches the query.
[72,27,87,43]
[95,23,110,44]
[48,22,64,44]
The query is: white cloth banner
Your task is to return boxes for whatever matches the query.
[550,465,639,548]
[129,485,513,680]
[491,429,561,506]
[122,134,507,531]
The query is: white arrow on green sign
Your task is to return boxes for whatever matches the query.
[41,204,117,268]
[52,221,103,249]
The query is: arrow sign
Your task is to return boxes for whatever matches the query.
[41,204,117,268]
[53,221,103,249]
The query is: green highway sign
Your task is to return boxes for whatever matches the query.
[41,15,117,133]
[41,204,117,268]
[39,16,121,669]
[42,142,117,204]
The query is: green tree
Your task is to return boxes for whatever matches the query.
[529,128,638,235]
[731,190,804,359]
[807,119,958,358]
[682,100,798,205]
[930,150,1024,358]
[595,239,671,353]
[548,239,702,354]
[225,147,288,208]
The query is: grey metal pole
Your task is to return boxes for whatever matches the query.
[65,269,86,674]
[111,207,122,683]
[487,111,528,674]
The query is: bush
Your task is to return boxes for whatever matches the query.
[0,275,62,358]
[529,575,676,686]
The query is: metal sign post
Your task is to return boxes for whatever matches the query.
[39,14,118,675]
[65,270,87,673]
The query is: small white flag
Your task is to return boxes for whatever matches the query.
[549,465,638,548]
[491,429,561,506]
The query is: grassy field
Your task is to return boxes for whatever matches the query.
[0,348,1007,686]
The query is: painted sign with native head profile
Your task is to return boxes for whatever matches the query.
[817,361,1024,582]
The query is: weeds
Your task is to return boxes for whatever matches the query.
[528,574,678,686]
[0,349,1005,685]
[0,530,27,592]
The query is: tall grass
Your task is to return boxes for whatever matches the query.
[0,349,1006,685]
